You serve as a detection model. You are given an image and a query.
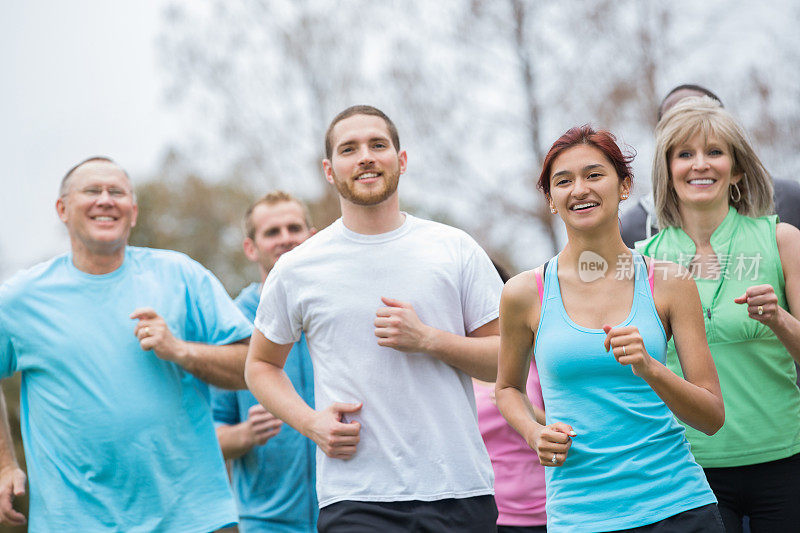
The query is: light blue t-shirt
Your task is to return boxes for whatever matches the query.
[0,247,253,532]
[534,253,716,532]
[211,282,317,533]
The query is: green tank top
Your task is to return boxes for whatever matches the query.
[636,207,800,467]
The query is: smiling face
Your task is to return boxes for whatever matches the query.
[548,144,630,231]
[56,160,137,258]
[322,114,407,206]
[243,200,314,280]
[669,131,739,215]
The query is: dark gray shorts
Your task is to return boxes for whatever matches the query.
[317,495,498,533]
[607,503,724,533]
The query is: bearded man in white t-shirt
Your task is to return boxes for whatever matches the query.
[245,105,503,532]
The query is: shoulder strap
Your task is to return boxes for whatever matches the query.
[646,255,655,295]
[534,260,550,305]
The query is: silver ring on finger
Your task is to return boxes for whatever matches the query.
[551,453,558,464]
[144,326,150,336]
[622,345,627,356]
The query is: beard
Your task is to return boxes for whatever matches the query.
[333,167,400,206]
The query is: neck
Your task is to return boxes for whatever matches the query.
[71,241,126,275]
[559,219,630,274]
[678,201,730,246]
[339,193,404,235]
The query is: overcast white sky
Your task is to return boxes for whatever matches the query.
[0,1,181,280]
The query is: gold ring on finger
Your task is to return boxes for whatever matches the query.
[144,327,150,336]
[758,306,764,316]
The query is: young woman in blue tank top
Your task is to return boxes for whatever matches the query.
[496,126,725,532]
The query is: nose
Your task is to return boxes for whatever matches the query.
[95,189,116,205]
[572,177,590,197]
[357,145,375,166]
[278,228,298,246]
[692,153,709,170]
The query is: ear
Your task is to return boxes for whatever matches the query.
[130,202,138,229]
[546,195,557,214]
[620,177,632,198]
[731,171,743,185]
[322,159,335,185]
[398,150,408,174]
[242,238,259,263]
[56,197,68,223]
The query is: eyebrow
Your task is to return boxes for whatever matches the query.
[336,135,391,149]
[552,163,605,179]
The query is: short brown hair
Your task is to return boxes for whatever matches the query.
[324,105,400,159]
[243,191,313,240]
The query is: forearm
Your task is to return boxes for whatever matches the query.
[642,361,724,435]
[424,329,499,381]
[0,391,18,472]
[216,424,253,460]
[768,308,800,364]
[177,341,248,389]
[495,385,545,446]
[245,360,316,438]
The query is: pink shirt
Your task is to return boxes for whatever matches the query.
[474,363,547,526]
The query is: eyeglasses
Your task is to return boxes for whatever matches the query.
[68,186,133,199]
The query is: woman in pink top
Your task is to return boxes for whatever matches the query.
[474,362,547,533]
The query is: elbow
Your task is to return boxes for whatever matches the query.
[701,400,725,436]
[243,350,257,391]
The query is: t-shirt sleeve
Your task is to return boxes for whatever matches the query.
[460,237,503,334]
[0,310,18,379]
[184,261,253,345]
[210,385,241,426]
[254,266,301,345]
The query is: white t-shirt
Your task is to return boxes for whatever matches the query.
[255,214,502,507]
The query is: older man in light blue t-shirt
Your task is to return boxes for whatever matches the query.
[0,157,252,532]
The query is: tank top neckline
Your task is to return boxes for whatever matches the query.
[549,253,644,334]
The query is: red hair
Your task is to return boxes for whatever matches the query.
[538,125,635,196]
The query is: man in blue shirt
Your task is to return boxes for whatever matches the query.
[212,191,318,532]
[0,157,253,532]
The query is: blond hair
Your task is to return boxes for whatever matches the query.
[652,96,773,229]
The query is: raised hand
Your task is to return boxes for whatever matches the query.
[603,325,654,378]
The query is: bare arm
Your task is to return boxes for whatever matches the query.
[607,262,723,435]
[733,223,800,364]
[374,297,499,381]
[131,308,249,389]
[245,329,361,459]
[0,387,26,526]
[216,404,282,460]
[495,271,573,467]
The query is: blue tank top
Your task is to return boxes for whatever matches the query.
[535,253,716,532]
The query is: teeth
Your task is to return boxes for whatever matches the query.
[689,179,715,185]
[571,202,598,210]
[356,172,378,180]
[93,216,115,221]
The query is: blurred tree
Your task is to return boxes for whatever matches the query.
[129,152,256,295]
[157,0,800,273]
[130,150,343,293]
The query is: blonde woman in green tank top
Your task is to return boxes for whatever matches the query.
[637,96,800,532]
